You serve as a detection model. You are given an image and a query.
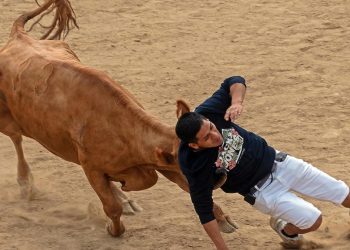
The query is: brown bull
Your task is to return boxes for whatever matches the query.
[0,0,237,236]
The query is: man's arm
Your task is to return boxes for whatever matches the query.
[203,220,229,250]
[179,151,228,249]
[224,82,246,122]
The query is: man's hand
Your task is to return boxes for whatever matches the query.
[226,81,246,122]
[224,102,243,122]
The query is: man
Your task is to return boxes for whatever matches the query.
[175,76,350,249]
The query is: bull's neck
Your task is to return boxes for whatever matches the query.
[134,114,177,166]
[106,89,178,168]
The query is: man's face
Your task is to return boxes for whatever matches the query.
[189,119,223,150]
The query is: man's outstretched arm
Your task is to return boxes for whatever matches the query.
[203,219,229,250]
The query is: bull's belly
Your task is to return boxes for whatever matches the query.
[107,166,159,191]
[29,133,80,164]
[20,125,80,164]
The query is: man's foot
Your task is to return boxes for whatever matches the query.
[269,217,304,247]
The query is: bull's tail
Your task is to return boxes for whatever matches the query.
[10,0,78,40]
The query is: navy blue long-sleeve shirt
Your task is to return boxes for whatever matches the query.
[178,76,276,224]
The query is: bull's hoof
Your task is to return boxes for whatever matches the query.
[106,219,125,237]
[122,200,143,215]
[129,200,143,212]
[218,215,239,234]
[122,201,135,215]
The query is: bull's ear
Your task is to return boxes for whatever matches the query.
[155,147,175,165]
[176,99,191,119]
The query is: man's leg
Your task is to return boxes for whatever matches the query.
[271,154,349,240]
[341,192,350,208]
[277,155,349,206]
[267,189,323,243]
[253,177,321,245]
[253,153,349,245]
[269,215,322,247]
[282,215,322,235]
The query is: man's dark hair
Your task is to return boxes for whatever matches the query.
[175,112,206,143]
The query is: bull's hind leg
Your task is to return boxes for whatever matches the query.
[0,106,36,199]
[82,168,125,237]
[110,183,143,215]
[11,135,37,199]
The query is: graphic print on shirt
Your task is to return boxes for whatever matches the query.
[215,128,244,171]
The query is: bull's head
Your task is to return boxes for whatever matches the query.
[155,99,190,166]
[154,100,191,191]
[155,100,227,190]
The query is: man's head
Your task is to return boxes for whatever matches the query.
[175,112,223,150]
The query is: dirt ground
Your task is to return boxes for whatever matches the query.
[1,0,350,249]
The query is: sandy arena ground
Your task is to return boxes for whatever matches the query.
[0,0,350,249]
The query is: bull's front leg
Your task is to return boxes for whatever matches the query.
[83,168,125,237]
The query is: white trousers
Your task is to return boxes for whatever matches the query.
[253,153,349,229]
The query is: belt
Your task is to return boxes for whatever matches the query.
[244,151,288,205]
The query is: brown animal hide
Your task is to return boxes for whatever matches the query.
[0,0,237,237]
